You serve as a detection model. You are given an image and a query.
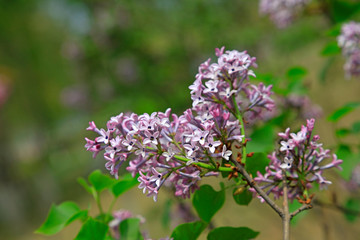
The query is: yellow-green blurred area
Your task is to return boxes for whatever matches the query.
[1,0,360,239]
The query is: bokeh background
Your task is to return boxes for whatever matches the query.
[1,0,360,239]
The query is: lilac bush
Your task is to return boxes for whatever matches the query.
[38,46,347,240]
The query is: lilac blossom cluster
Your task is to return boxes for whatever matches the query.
[85,47,275,202]
[282,94,323,119]
[337,21,360,78]
[252,119,342,201]
[190,47,275,121]
[259,0,310,28]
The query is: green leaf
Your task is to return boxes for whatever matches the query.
[321,42,341,56]
[328,102,360,122]
[77,177,96,195]
[352,121,360,134]
[88,170,117,192]
[75,217,109,240]
[286,67,307,80]
[119,218,144,240]
[247,125,274,153]
[335,128,351,138]
[326,24,341,37]
[336,145,360,181]
[35,201,82,235]
[207,227,259,240]
[232,188,252,206]
[245,152,270,177]
[192,184,225,223]
[319,57,335,84]
[171,221,207,240]
[330,1,360,23]
[344,198,360,222]
[111,174,139,197]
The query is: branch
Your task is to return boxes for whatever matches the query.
[290,204,313,220]
[282,170,290,240]
[230,158,284,217]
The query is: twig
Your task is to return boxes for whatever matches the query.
[282,170,290,240]
[230,158,284,217]
[290,204,313,220]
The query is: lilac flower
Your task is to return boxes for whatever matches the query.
[122,134,137,151]
[85,48,275,202]
[338,21,360,78]
[221,145,232,161]
[191,129,209,146]
[252,119,343,201]
[162,144,178,161]
[105,136,122,159]
[219,87,237,99]
[279,140,293,152]
[96,128,110,144]
[205,137,221,153]
[203,80,219,94]
[280,157,293,169]
[259,0,310,28]
[143,130,159,146]
[184,142,200,156]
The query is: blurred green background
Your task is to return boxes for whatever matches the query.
[1,0,360,239]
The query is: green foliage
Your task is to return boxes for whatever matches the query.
[75,217,109,240]
[170,221,207,240]
[119,218,144,240]
[247,125,274,153]
[335,128,351,138]
[344,198,360,222]
[207,227,259,240]
[232,188,253,206]
[286,67,307,80]
[245,152,270,177]
[336,145,360,181]
[352,121,360,134]
[88,170,117,192]
[192,184,225,223]
[35,201,86,235]
[330,0,360,23]
[321,42,341,56]
[286,66,308,95]
[111,174,139,197]
[328,102,360,122]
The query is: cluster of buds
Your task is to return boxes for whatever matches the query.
[85,47,275,201]
[337,21,360,78]
[259,0,310,28]
[252,119,343,201]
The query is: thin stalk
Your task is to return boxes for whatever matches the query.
[174,155,233,172]
[105,197,118,223]
[231,95,247,163]
[282,170,290,240]
[94,191,104,216]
